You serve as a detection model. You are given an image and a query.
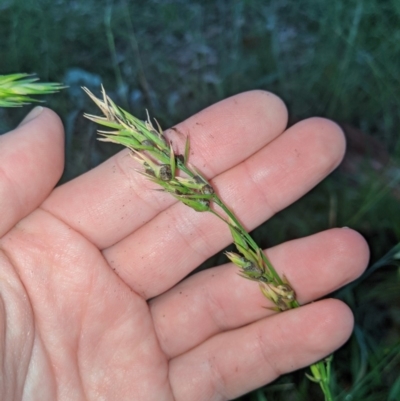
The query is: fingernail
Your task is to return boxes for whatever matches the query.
[19,106,44,126]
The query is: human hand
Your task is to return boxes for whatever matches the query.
[0,92,369,400]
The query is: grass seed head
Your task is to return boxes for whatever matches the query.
[259,281,296,311]
[0,73,65,107]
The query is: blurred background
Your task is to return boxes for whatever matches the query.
[1,0,399,399]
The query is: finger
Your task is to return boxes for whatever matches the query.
[41,91,288,248]
[151,228,368,358]
[0,208,172,400]
[0,107,64,236]
[104,117,346,298]
[169,299,353,401]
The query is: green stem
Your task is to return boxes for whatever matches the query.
[308,357,333,401]
[212,196,283,285]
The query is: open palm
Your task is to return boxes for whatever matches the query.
[0,91,368,401]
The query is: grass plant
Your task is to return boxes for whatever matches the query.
[84,85,334,400]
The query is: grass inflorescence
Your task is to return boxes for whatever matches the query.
[84,86,334,401]
[0,73,65,107]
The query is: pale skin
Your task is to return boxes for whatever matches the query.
[0,91,369,400]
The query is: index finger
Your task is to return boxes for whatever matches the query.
[41,91,288,249]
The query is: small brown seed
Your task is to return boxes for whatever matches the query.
[243,261,261,273]
[201,184,214,195]
[159,164,172,181]
[193,175,203,184]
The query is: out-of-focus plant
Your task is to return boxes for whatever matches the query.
[0,73,64,107]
